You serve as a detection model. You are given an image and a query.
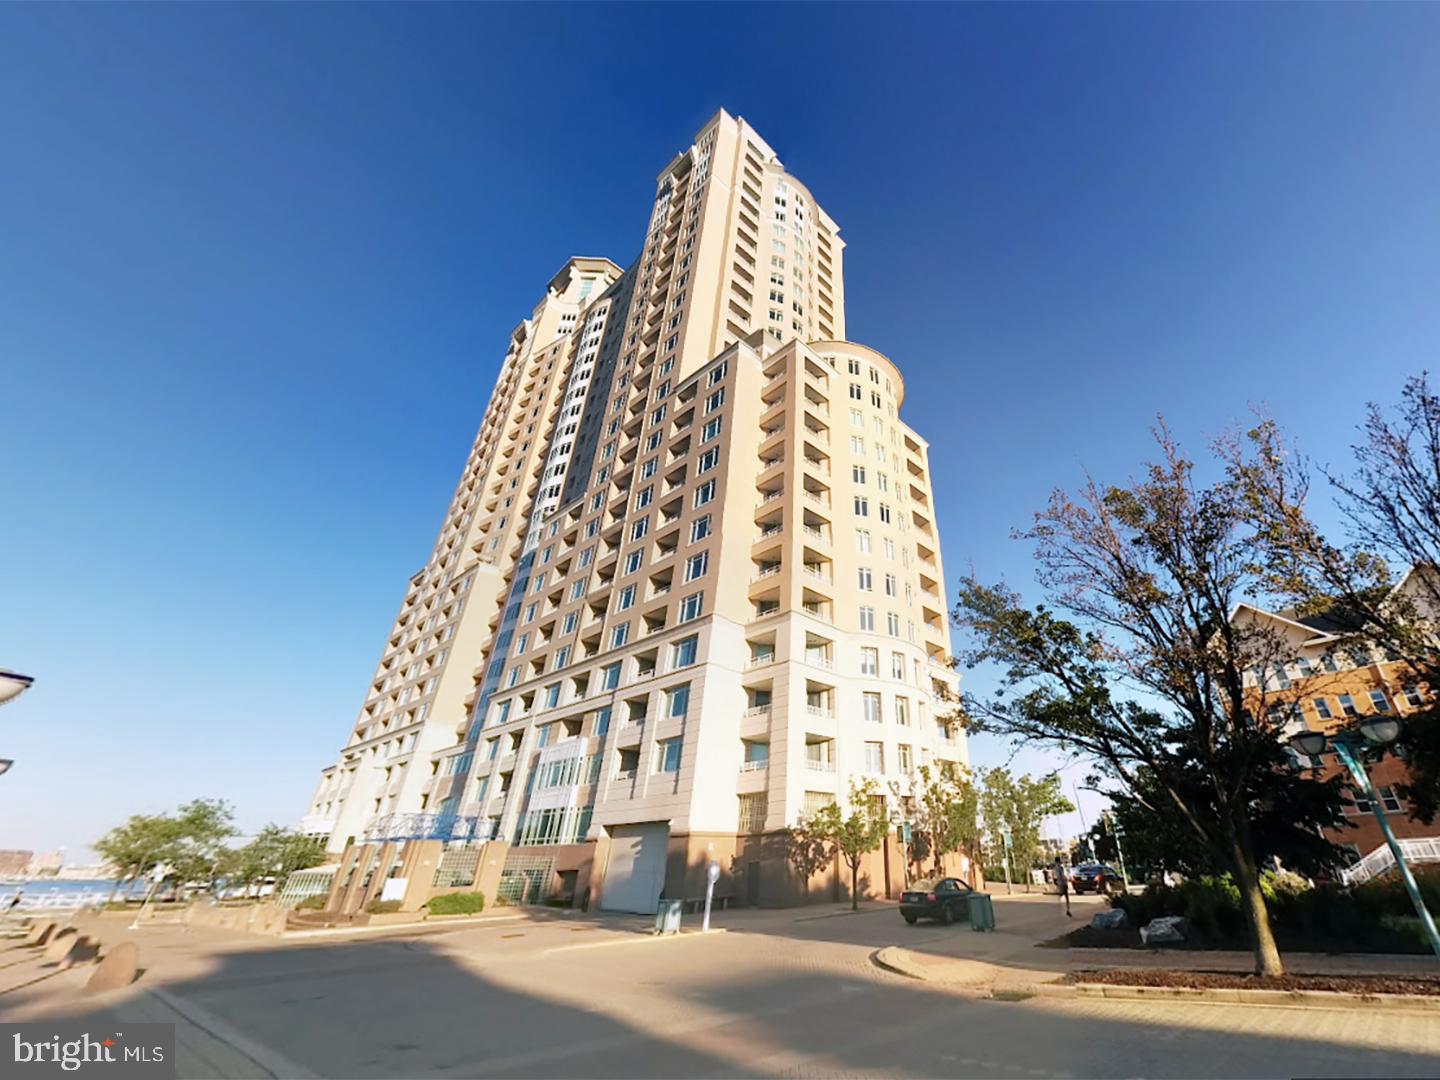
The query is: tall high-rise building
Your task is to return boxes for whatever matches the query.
[302,111,966,912]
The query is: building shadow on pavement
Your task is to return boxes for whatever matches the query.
[1,928,1437,1078]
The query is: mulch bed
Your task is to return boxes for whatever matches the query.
[1071,967,1440,996]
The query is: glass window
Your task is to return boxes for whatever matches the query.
[863,692,882,723]
[672,636,698,668]
[690,515,712,543]
[668,684,690,717]
[656,738,683,773]
[860,647,878,675]
[680,592,704,622]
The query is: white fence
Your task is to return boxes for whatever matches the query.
[1341,836,1440,885]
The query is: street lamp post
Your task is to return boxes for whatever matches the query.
[1288,718,1440,962]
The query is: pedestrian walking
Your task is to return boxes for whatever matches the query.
[1053,858,1071,917]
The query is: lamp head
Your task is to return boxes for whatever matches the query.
[0,759,12,777]
[0,671,34,706]
[1359,716,1402,746]
[1288,730,1329,758]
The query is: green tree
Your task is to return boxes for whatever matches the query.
[1230,379,1440,821]
[954,427,1344,977]
[910,764,981,877]
[979,769,1073,881]
[804,780,892,910]
[1102,759,1346,880]
[94,798,235,902]
[219,826,326,894]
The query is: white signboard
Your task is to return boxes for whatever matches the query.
[380,877,408,902]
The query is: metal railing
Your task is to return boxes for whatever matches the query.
[1342,837,1440,885]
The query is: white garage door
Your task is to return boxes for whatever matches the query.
[600,823,670,914]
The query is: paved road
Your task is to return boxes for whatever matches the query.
[5,900,1439,1078]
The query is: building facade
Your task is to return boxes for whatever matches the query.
[303,111,967,911]
[1234,593,1437,869]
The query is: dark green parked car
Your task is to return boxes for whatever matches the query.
[899,877,973,925]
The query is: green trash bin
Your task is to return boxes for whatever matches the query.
[967,891,995,932]
[654,898,683,935]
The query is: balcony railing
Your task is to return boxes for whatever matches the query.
[806,705,834,718]
[740,760,769,773]
[805,758,836,773]
[744,704,772,716]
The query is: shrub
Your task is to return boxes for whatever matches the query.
[1110,872,1434,953]
[293,895,327,911]
[426,892,486,916]
[366,899,403,914]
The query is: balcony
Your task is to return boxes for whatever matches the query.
[805,705,834,719]
[740,759,769,773]
[744,704,772,717]
[805,758,836,773]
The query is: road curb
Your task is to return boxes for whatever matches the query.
[1070,981,1440,1012]
[873,947,1440,1012]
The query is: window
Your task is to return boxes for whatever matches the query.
[878,503,892,524]
[864,741,885,774]
[684,550,709,582]
[672,636,698,668]
[569,579,586,601]
[708,361,728,386]
[494,700,512,725]
[694,480,716,507]
[702,416,722,442]
[863,692,882,723]
[617,585,636,611]
[610,623,630,649]
[594,705,611,736]
[1369,689,1391,713]
[1314,698,1334,720]
[852,465,866,484]
[679,592,704,622]
[625,550,643,574]
[698,447,720,473]
[859,606,876,631]
[858,567,873,591]
[892,652,905,679]
[884,573,897,597]
[1404,684,1425,707]
[882,537,895,560]
[1338,694,1358,717]
[856,529,872,554]
[849,382,863,400]
[514,633,529,657]
[850,407,863,428]
[898,744,913,772]
[851,436,865,454]
[631,518,649,542]
[667,684,691,717]
[554,646,570,670]
[601,663,621,690]
[738,792,767,833]
[895,697,910,726]
[887,611,901,636]
[544,684,561,708]
[854,497,869,517]
[690,515,712,543]
[641,458,658,480]
[655,737,683,773]
[860,647,878,675]
[705,388,725,413]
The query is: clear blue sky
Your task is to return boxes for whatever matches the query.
[3,4,1438,860]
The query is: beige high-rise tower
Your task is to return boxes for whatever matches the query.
[304,111,967,913]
